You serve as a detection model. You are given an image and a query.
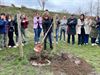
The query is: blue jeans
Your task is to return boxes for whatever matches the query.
[34,28,42,43]
[60,28,66,41]
[56,28,59,42]
[0,34,5,48]
[84,34,89,44]
[98,30,100,45]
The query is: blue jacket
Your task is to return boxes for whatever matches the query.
[96,19,100,30]
[0,19,6,34]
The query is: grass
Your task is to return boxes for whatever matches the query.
[0,36,100,75]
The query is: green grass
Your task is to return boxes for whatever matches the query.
[0,38,100,75]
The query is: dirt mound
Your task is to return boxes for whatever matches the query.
[51,53,94,75]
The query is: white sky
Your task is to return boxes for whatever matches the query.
[1,0,98,13]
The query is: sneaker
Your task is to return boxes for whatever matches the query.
[0,48,2,51]
[8,46,11,48]
[92,44,95,46]
[64,41,66,43]
[35,42,38,45]
[22,43,24,46]
[16,43,19,47]
[38,42,41,44]
[13,46,17,48]
[94,43,97,46]
[56,42,58,44]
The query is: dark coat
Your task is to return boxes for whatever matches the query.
[67,18,77,35]
[42,19,52,33]
[96,19,100,30]
[0,19,6,34]
[8,20,15,32]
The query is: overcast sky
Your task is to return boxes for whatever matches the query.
[1,0,97,13]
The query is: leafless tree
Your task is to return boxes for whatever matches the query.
[88,0,93,16]
[38,0,47,10]
[96,0,100,16]
[77,7,82,15]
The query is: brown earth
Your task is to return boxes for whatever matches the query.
[29,52,96,75]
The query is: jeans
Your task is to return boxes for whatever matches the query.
[98,30,100,45]
[84,34,89,44]
[0,34,5,48]
[91,38,96,44]
[78,34,85,45]
[67,34,75,44]
[56,28,59,42]
[34,28,42,43]
[60,28,65,41]
[44,32,53,50]
[21,27,27,43]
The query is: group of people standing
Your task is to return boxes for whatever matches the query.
[0,10,100,51]
[56,14,100,46]
[33,10,100,50]
[0,13,28,50]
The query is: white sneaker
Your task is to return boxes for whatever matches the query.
[9,46,11,48]
[92,44,95,46]
[0,48,2,51]
[94,43,97,46]
[16,43,19,47]
[22,43,24,46]
[56,42,58,44]
[38,42,40,44]
[35,42,38,45]
[13,46,17,48]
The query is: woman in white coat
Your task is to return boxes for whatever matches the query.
[84,17,91,44]
[77,14,85,45]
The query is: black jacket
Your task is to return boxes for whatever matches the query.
[67,18,77,35]
[42,19,52,33]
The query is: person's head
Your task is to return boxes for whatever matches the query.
[0,13,6,20]
[8,15,13,21]
[80,14,85,19]
[44,9,49,16]
[70,14,75,19]
[95,16,99,21]
[55,14,59,19]
[80,14,85,21]
[43,11,50,20]
[35,11,40,17]
[63,16,66,19]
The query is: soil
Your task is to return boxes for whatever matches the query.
[51,53,95,75]
[29,52,96,75]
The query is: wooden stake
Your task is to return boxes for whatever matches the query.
[17,13,24,58]
[52,15,56,53]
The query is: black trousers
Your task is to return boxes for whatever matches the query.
[8,31,15,47]
[78,34,85,45]
[44,32,53,50]
[67,34,75,44]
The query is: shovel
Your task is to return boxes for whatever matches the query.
[34,24,53,53]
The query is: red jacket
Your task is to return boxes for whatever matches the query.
[21,18,28,29]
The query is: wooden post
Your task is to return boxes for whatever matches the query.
[17,13,24,58]
[52,15,56,54]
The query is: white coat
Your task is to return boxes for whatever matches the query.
[84,19,91,34]
[77,19,91,34]
[76,19,84,34]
